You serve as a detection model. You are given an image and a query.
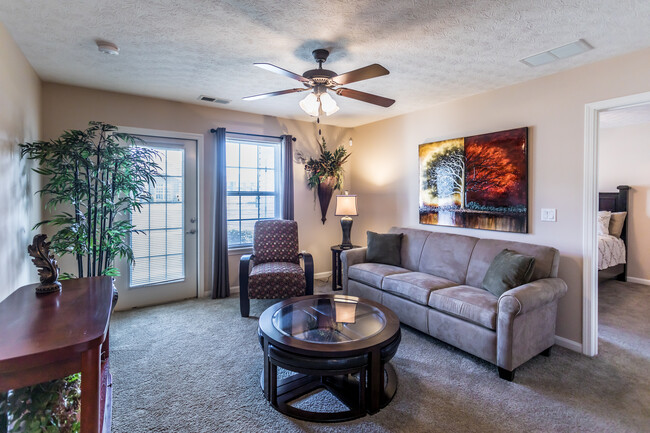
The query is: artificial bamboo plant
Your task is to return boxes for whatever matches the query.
[20,121,160,278]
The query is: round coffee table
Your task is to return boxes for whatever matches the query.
[258,294,401,422]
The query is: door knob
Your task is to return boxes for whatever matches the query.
[186,229,197,235]
[190,217,196,223]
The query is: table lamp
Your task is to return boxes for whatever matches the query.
[334,192,358,249]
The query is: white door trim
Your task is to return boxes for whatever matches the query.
[118,126,205,298]
[582,91,650,357]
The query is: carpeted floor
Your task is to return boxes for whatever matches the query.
[109,279,649,432]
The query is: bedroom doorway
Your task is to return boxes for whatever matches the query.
[583,91,650,357]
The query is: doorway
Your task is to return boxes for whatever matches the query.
[114,129,203,310]
[582,91,650,356]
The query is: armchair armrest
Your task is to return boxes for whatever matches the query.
[498,278,568,317]
[239,254,253,317]
[340,247,367,293]
[299,252,314,295]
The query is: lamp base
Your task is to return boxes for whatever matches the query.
[340,216,353,249]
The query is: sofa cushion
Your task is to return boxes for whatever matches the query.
[418,232,479,284]
[383,272,457,306]
[389,226,431,271]
[366,231,403,266]
[481,249,536,297]
[348,263,409,290]
[465,239,560,288]
[428,285,498,330]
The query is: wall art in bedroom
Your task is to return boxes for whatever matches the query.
[419,127,528,233]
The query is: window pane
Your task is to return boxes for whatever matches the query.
[167,255,184,280]
[131,257,150,286]
[152,179,166,202]
[258,146,274,170]
[166,150,183,176]
[240,144,257,168]
[227,221,240,245]
[227,196,240,220]
[149,204,166,229]
[260,196,275,219]
[150,230,167,256]
[167,203,183,228]
[258,169,275,192]
[167,229,183,254]
[240,168,257,192]
[226,142,239,167]
[132,204,149,230]
[167,177,183,202]
[241,220,255,245]
[149,256,166,283]
[226,168,239,192]
[132,231,149,258]
[241,196,258,220]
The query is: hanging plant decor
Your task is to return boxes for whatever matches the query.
[303,137,350,224]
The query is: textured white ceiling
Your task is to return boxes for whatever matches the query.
[1,0,650,127]
[600,103,650,128]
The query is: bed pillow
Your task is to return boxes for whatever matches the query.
[597,211,612,235]
[366,231,403,267]
[608,212,627,238]
[481,249,536,297]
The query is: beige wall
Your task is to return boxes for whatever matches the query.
[0,23,41,302]
[41,83,351,293]
[350,47,650,345]
[599,121,650,281]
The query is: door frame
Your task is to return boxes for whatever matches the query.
[118,126,206,298]
[582,91,650,357]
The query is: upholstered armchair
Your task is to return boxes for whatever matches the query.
[239,220,314,317]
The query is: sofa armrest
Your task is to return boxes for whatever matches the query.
[498,278,568,316]
[340,247,367,293]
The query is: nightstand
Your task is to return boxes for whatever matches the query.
[330,245,361,291]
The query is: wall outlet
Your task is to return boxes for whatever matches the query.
[541,208,557,222]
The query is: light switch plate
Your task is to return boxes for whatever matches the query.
[541,208,557,222]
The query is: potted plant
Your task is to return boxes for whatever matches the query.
[304,137,350,223]
[11,121,160,431]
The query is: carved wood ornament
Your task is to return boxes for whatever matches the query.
[27,234,62,294]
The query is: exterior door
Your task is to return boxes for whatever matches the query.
[115,134,198,309]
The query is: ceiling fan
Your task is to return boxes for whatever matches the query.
[242,49,395,116]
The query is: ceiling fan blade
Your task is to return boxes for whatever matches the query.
[243,88,310,101]
[333,64,389,85]
[336,88,395,107]
[254,63,310,82]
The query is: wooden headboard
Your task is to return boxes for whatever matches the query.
[598,185,630,280]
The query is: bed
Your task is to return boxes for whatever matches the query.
[598,185,630,281]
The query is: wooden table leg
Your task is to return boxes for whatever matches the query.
[81,345,101,433]
[367,348,381,414]
[331,250,337,291]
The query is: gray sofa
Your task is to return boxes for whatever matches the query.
[341,227,567,380]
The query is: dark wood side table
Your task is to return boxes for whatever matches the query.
[0,277,115,433]
[331,245,361,291]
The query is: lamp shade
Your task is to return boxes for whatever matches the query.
[335,194,358,216]
[319,92,339,116]
[299,92,320,117]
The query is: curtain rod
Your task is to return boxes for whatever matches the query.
[210,129,296,142]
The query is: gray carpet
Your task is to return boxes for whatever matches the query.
[109,279,650,432]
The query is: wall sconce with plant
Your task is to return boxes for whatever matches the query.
[302,137,350,224]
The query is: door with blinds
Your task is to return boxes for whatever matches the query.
[115,133,198,309]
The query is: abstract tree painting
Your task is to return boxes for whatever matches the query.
[419,127,528,233]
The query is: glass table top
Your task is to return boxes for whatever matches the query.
[272,295,386,344]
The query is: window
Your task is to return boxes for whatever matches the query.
[226,136,281,248]
[130,145,185,287]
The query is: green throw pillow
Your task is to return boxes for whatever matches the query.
[366,231,403,267]
[481,249,536,297]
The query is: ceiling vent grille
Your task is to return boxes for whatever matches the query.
[520,39,593,67]
[198,95,230,104]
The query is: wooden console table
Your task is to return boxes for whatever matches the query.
[0,277,116,433]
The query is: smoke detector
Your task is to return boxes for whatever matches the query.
[97,41,119,56]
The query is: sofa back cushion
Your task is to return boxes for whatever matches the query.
[389,227,431,271]
[418,232,480,284]
[466,239,560,288]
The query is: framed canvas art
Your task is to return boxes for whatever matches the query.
[419,127,528,233]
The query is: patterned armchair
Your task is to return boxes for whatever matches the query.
[239,220,314,317]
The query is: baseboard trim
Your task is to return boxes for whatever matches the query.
[315,271,332,280]
[626,276,650,286]
[554,335,582,353]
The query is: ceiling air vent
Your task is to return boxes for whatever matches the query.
[198,95,230,104]
[520,39,593,67]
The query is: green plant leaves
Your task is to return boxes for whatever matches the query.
[304,137,350,191]
[19,121,161,279]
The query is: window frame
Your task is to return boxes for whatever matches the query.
[225,135,282,250]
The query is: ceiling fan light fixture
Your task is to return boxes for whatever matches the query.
[299,92,320,117]
[320,92,339,116]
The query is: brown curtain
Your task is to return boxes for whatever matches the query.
[281,134,294,220]
[211,127,230,298]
